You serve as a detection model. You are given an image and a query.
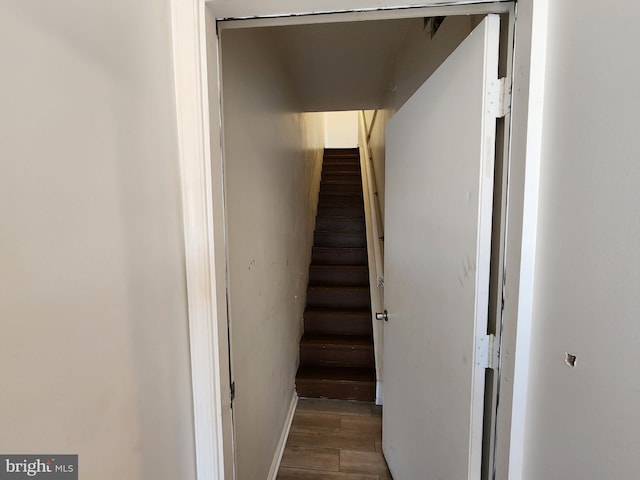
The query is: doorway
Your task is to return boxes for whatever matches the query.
[172,0,545,478]
[216,6,513,479]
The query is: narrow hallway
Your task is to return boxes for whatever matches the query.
[277,398,392,479]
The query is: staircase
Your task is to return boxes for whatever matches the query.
[295,148,376,402]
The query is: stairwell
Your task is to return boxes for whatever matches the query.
[295,148,376,402]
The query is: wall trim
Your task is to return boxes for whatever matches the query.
[170,0,232,478]
[177,1,540,479]
[492,1,547,478]
[267,393,298,480]
[376,381,384,406]
[209,0,512,24]
[505,0,549,477]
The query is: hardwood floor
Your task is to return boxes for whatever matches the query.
[277,398,392,480]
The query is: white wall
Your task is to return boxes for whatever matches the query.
[324,111,359,147]
[220,27,324,480]
[0,2,195,479]
[522,1,640,478]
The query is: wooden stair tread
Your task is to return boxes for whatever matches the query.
[321,167,360,172]
[309,265,369,276]
[307,285,369,293]
[304,309,372,337]
[319,191,363,196]
[304,308,371,316]
[297,148,374,401]
[309,265,368,272]
[321,179,362,183]
[315,220,366,233]
[311,246,367,255]
[308,265,369,286]
[301,334,373,347]
[313,249,367,252]
[323,150,359,157]
[311,248,367,266]
[322,170,361,175]
[296,366,376,383]
[313,232,366,249]
[316,211,365,218]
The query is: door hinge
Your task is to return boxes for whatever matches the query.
[488,77,511,118]
[476,334,500,370]
[230,381,236,402]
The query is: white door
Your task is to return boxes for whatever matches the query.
[382,15,501,480]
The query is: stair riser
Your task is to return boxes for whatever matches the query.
[318,194,363,206]
[323,159,360,165]
[322,160,361,173]
[322,171,361,178]
[324,150,359,156]
[295,380,375,402]
[316,217,365,232]
[322,164,360,171]
[304,315,372,336]
[317,206,364,218]
[324,156,359,160]
[312,248,367,265]
[322,173,361,181]
[300,346,375,369]
[314,232,366,248]
[323,150,359,158]
[309,266,369,286]
[306,290,371,309]
[320,184,362,193]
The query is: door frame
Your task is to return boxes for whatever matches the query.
[169,1,548,479]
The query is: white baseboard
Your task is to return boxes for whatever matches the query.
[267,391,298,480]
[376,381,383,405]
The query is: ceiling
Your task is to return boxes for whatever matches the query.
[269,18,418,112]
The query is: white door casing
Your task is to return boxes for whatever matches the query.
[382,15,500,480]
[173,1,544,478]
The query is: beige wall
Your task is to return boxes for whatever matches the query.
[522,1,640,478]
[0,2,195,479]
[220,27,324,480]
[325,111,359,147]
[365,15,476,227]
[363,109,392,226]
[389,16,478,109]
